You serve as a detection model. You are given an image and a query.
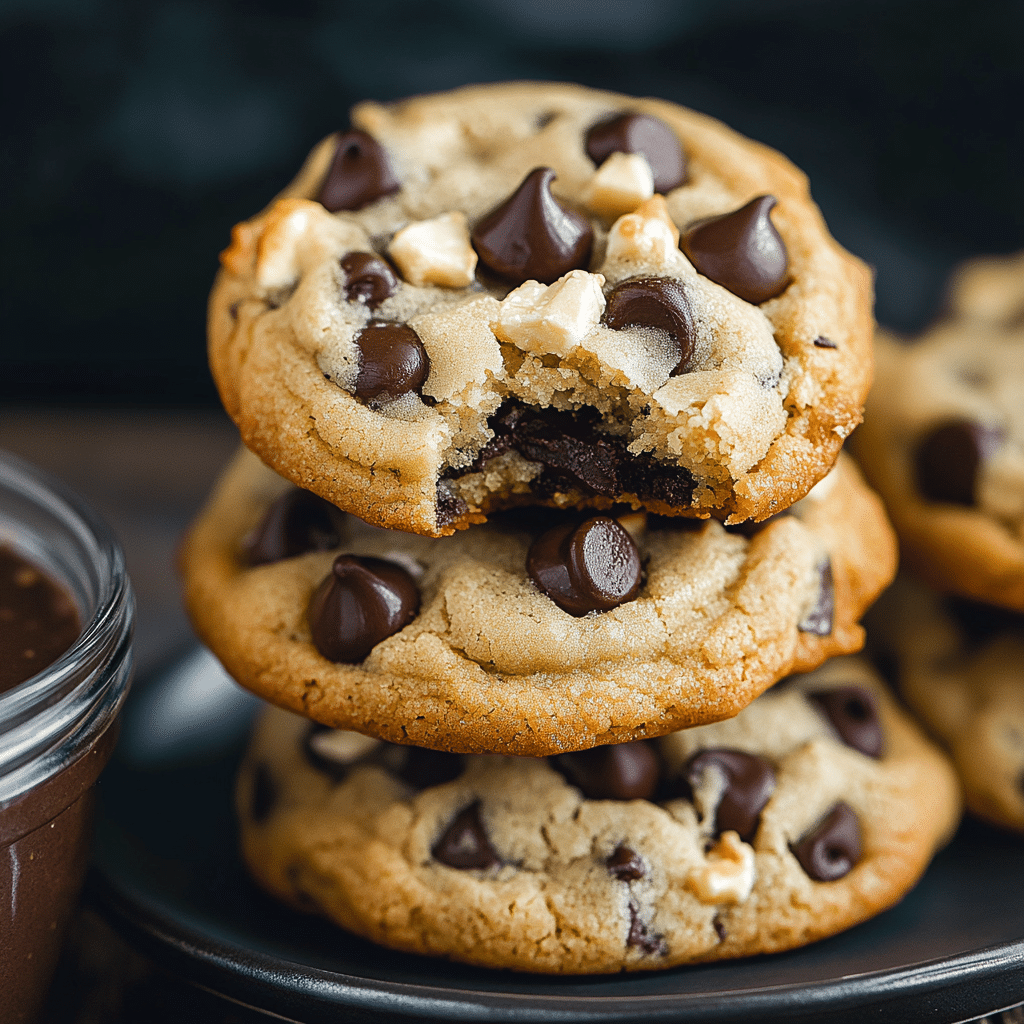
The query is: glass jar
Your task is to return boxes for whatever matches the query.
[0,450,134,1023]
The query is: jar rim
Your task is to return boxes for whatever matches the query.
[0,450,135,800]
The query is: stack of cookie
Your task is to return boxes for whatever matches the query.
[857,251,1024,835]
[180,82,961,972]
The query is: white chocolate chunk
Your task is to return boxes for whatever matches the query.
[684,831,756,905]
[389,211,477,288]
[221,198,366,295]
[307,729,381,766]
[493,270,606,358]
[582,151,655,219]
[604,195,681,265]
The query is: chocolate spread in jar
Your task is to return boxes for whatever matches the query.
[0,546,80,694]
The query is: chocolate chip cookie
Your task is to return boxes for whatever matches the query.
[236,657,960,973]
[856,268,1024,610]
[869,575,1024,832]
[209,82,873,536]
[180,447,895,755]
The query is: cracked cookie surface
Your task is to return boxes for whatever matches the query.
[180,448,895,755]
[236,658,960,973]
[870,575,1024,832]
[856,254,1024,610]
[209,82,872,537]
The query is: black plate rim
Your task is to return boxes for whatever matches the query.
[88,866,1024,1024]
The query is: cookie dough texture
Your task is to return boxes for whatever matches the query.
[856,260,1024,610]
[180,448,896,755]
[870,575,1024,832]
[209,81,873,536]
[237,659,960,973]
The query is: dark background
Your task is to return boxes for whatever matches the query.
[3,0,1023,408]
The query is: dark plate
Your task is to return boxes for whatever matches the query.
[91,647,1024,1024]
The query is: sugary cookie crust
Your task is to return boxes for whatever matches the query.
[209,82,873,536]
[869,575,1024,832]
[180,448,895,755]
[237,659,960,973]
[856,321,1024,611]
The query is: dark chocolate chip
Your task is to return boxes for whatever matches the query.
[319,130,400,212]
[585,111,686,194]
[683,749,776,843]
[308,554,420,663]
[431,801,501,870]
[243,489,348,566]
[913,419,1004,505]
[713,915,727,942]
[603,277,698,375]
[813,336,838,349]
[555,741,660,801]
[471,167,593,285]
[606,843,646,881]
[397,747,465,791]
[798,559,834,636]
[250,762,277,824]
[536,110,558,130]
[527,516,642,616]
[809,686,883,759]
[353,320,430,402]
[627,901,667,955]
[302,723,350,783]
[790,802,862,881]
[681,195,789,305]
[341,252,398,309]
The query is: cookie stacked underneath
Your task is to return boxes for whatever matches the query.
[180,82,961,971]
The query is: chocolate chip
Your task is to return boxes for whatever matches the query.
[683,749,776,843]
[527,516,642,616]
[681,195,789,305]
[791,802,862,881]
[809,686,883,759]
[627,901,667,955]
[352,320,430,402]
[603,277,698,375]
[341,252,398,309]
[471,167,593,285]
[813,336,838,349]
[913,419,1004,505]
[585,111,686,194]
[798,559,834,636]
[250,762,277,824]
[606,843,646,881]
[308,554,420,663]
[397,747,464,791]
[431,802,501,870]
[319,130,400,212]
[713,915,727,942]
[243,489,348,566]
[555,741,660,801]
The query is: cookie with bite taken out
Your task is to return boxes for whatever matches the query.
[209,82,873,537]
